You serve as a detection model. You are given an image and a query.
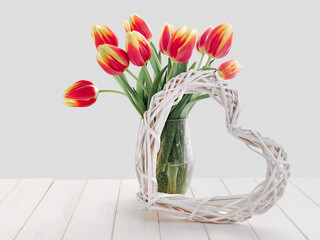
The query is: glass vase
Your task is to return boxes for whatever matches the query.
[156,118,194,194]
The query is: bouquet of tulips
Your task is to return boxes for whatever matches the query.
[63,14,242,118]
[63,14,242,194]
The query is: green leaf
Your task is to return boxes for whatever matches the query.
[114,76,143,116]
[159,71,168,92]
[169,94,193,119]
[209,58,215,66]
[158,50,162,64]
[180,94,210,117]
[118,74,146,113]
[137,68,148,103]
[149,42,162,75]
[189,61,197,70]
[150,54,160,76]
[147,65,168,107]
[136,69,144,99]
[191,92,201,100]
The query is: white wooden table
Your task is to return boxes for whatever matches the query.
[0,178,319,240]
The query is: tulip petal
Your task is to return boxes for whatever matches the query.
[124,20,131,32]
[196,26,214,53]
[159,24,175,54]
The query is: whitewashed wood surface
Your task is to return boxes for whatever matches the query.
[0,178,319,240]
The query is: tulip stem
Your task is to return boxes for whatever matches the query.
[99,89,126,95]
[126,69,149,96]
[197,53,205,69]
[204,57,212,68]
[141,65,153,88]
[167,61,177,81]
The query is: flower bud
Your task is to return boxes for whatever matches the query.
[95,44,130,75]
[218,59,242,80]
[125,31,152,66]
[159,24,175,55]
[63,80,99,107]
[91,24,118,49]
[167,26,197,63]
[205,23,233,59]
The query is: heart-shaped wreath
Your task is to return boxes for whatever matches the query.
[135,70,289,223]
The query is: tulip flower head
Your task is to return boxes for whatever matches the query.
[218,59,242,80]
[167,26,197,63]
[159,23,175,55]
[205,23,233,59]
[125,31,152,66]
[95,44,130,75]
[124,14,152,42]
[63,80,99,107]
[91,24,118,49]
[196,26,214,54]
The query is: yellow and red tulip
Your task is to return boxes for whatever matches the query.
[218,59,242,80]
[205,23,233,59]
[91,24,118,49]
[159,24,175,55]
[124,14,152,42]
[167,26,197,63]
[63,80,99,107]
[95,44,130,75]
[125,31,152,66]
[196,26,214,54]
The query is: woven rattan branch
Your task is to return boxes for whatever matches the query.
[135,69,289,223]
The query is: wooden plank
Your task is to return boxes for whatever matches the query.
[15,180,87,240]
[62,180,120,240]
[112,179,160,240]
[254,178,320,240]
[0,179,20,202]
[158,189,209,240]
[290,178,320,207]
[0,179,53,240]
[191,179,257,240]
[222,178,306,240]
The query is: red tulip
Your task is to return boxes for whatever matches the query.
[167,26,197,63]
[159,23,175,55]
[125,31,152,66]
[196,26,214,54]
[218,59,242,80]
[63,80,99,107]
[96,44,130,75]
[205,23,233,59]
[91,24,118,49]
[124,14,152,42]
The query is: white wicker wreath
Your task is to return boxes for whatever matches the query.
[135,69,289,223]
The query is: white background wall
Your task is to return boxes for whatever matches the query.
[0,0,319,179]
